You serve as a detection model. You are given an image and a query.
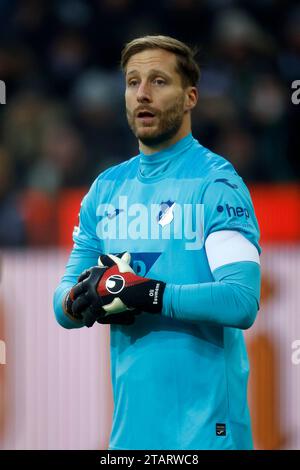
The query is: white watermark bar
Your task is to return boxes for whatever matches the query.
[291,339,300,365]
[84,197,206,250]
[0,80,6,104]
[291,80,300,105]
[0,339,6,364]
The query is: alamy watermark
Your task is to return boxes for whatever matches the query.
[97,198,204,250]
[0,340,6,365]
[291,340,300,365]
[74,197,205,250]
[291,80,300,105]
[0,80,6,104]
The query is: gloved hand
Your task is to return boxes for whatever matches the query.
[98,252,166,314]
[64,252,139,327]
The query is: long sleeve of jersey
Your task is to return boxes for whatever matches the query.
[162,260,261,329]
[162,165,261,330]
[53,179,102,329]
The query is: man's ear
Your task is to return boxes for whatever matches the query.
[184,87,198,111]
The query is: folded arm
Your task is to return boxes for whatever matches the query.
[162,231,261,329]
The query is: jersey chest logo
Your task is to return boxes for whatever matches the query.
[157,200,176,227]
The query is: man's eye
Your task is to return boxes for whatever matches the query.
[128,80,138,87]
[153,78,165,85]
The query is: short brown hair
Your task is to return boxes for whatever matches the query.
[121,35,200,88]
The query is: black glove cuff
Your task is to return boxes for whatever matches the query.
[121,279,166,314]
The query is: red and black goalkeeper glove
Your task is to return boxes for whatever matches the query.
[98,252,166,314]
[64,252,166,327]
[64,253,139,327]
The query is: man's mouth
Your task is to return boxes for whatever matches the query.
[137,110,155,117]
[136,110,156,124]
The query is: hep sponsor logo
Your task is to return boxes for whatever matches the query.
[217,203,250,219]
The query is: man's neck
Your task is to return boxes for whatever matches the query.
[139,127,192,155]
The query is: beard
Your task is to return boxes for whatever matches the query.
[126,94,185,147]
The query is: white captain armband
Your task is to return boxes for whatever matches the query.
[205,230,260,272]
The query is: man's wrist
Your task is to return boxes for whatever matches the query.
[151,279,166,313]
[129,278,166,314]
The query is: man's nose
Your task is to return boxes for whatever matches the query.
[136,82,152,103]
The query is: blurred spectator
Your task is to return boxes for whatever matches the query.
[28,122,90,195]
[211,8,276,107]
[214,126,263,181]
[213,8,274,58]
[2,92,67,188]
[247,75,293,181]
[0,147,26,246]
[0,42,38,94]
[278,4,300,83]
[70,68,134,173]
[48,31,91,95]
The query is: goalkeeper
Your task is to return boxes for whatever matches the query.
[53,35,261,450]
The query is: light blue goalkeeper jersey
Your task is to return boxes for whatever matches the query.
[54,133,261,450]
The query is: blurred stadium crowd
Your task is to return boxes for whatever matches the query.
[0,0,299,246]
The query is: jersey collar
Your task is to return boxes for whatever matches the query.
[138,133,194,182]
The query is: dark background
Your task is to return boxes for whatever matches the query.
[0,0,299,246]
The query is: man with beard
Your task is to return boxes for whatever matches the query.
[54,36,261,450]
